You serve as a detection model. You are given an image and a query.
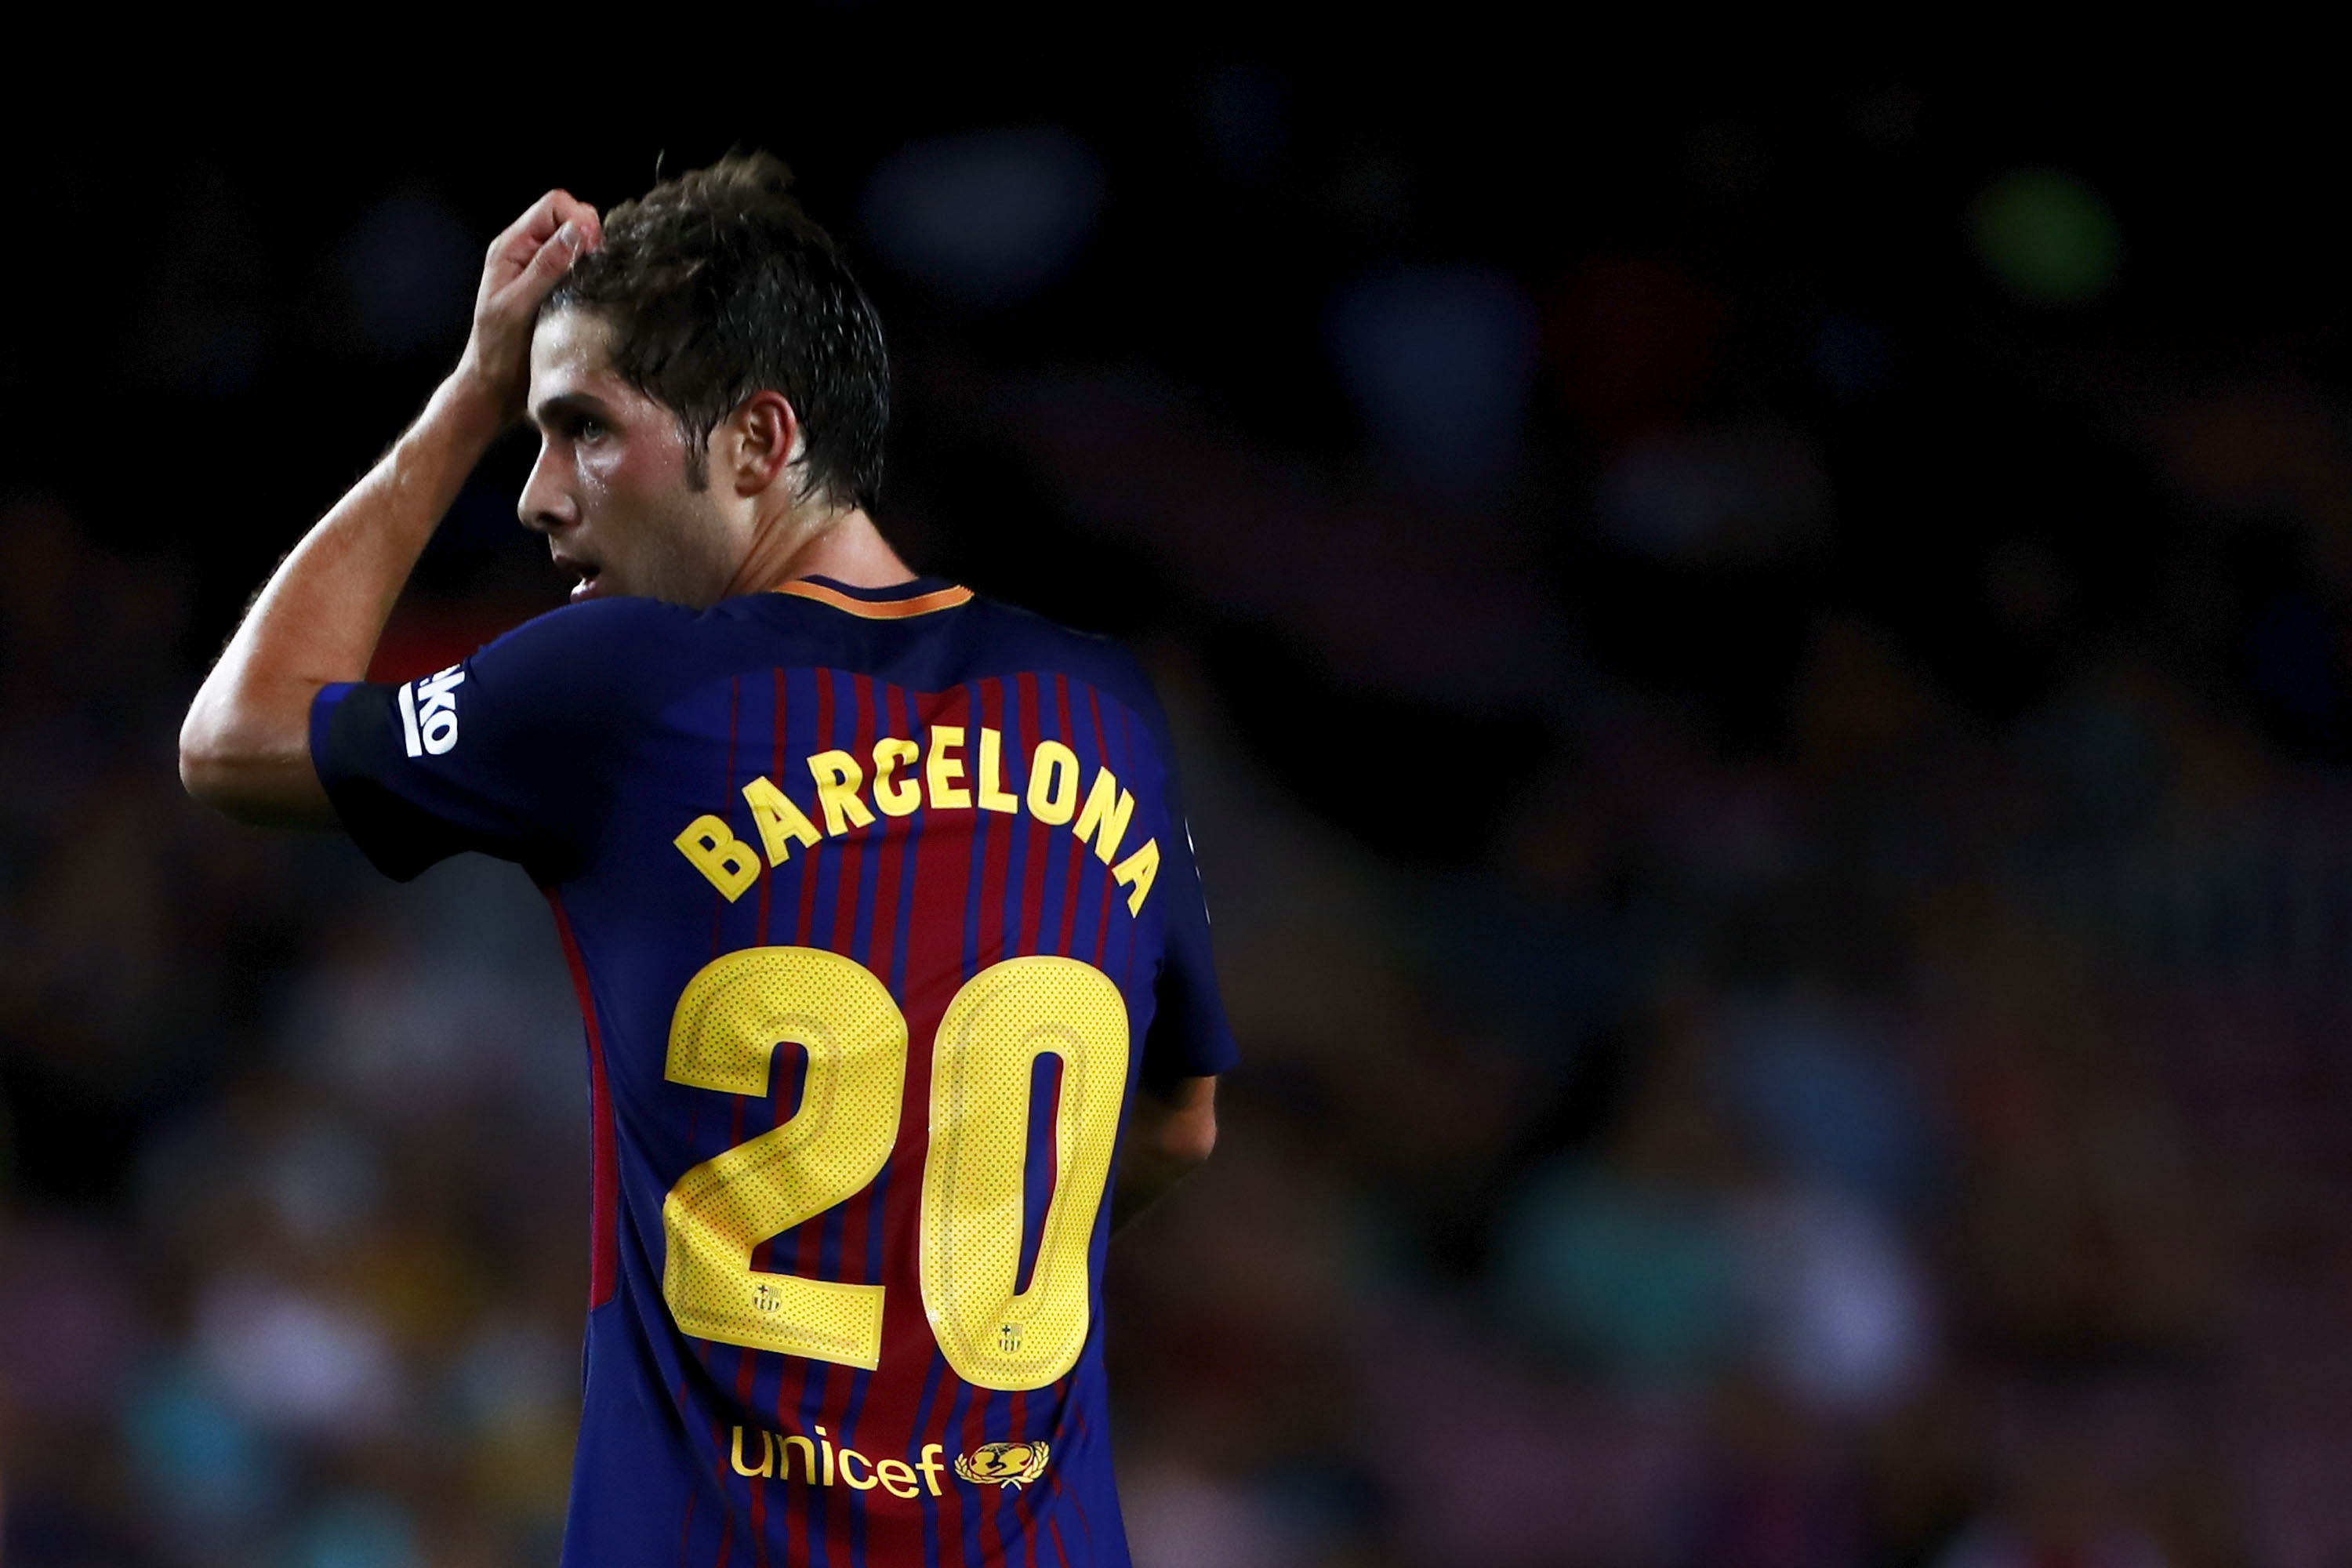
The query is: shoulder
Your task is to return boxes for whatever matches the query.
[475,594,703,669]
[429,595,797,756]
[466,594,757,710]
[964,593,1169,722]
[958,597,1197,802]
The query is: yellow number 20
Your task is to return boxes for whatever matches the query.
[660,947,1130,1391]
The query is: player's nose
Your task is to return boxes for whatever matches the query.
[517,441,577,534]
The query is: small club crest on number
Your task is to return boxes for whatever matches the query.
[753,1283,781,1314]
[954,1441,1051,1489]
[996,1321,1023,1353]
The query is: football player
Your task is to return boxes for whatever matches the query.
[181,153,1233,1568]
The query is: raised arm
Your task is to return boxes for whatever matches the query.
[178,190,602,826]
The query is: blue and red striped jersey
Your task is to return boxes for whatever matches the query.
[310,575,1237,1568]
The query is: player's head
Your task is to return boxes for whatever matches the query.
[521,151,889,607]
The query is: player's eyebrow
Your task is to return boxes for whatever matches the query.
[530,390,619,432]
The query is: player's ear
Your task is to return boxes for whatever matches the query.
[728,390,801,498]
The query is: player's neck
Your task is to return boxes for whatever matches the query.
[724,504,916,598]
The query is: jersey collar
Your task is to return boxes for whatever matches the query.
[772,575,974,619]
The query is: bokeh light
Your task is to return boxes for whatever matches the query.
[860,128,1105,307]
[1969,168,2124,304]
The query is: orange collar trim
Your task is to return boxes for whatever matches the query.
[773,579,975,619]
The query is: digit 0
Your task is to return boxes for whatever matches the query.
[921,957,1128,1389]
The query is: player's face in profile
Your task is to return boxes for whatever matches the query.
[518,307,738,608]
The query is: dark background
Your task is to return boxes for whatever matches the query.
[6,41,2352,1566]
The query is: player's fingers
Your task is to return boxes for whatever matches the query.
[540,200,602,259]
[535,191,599,242]
[476,195,602,316]
[535,191,601,252]
[488,192,561,260]
[496,220,588,307]
[481,206,557,295]
[488,190,590,267]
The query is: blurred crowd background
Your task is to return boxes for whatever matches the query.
[9,43,2352,1568]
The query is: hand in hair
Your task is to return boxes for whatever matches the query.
[458,189,604,422]
[183,186,601,826]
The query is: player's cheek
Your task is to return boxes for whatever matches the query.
[577,448,655,541]
[588,434,673,513]
[578,443,622,499]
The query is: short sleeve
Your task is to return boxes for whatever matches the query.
[1142,814,1240,1091]
[310,597,682,884]
[1131,682,1239,1091]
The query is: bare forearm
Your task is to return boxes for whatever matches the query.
[180,189,601,828]
[1112,1143,1200,1232]
[1112,1076,1218,1232]
[180,373,505,823]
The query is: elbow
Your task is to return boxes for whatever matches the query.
[177,702,299,822]
[178,666,333,826]
[178,706,234,805]
[180,750,245,814]
[1164,1106,1218,1173]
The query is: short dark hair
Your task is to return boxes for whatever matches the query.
[546,151,888,511]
